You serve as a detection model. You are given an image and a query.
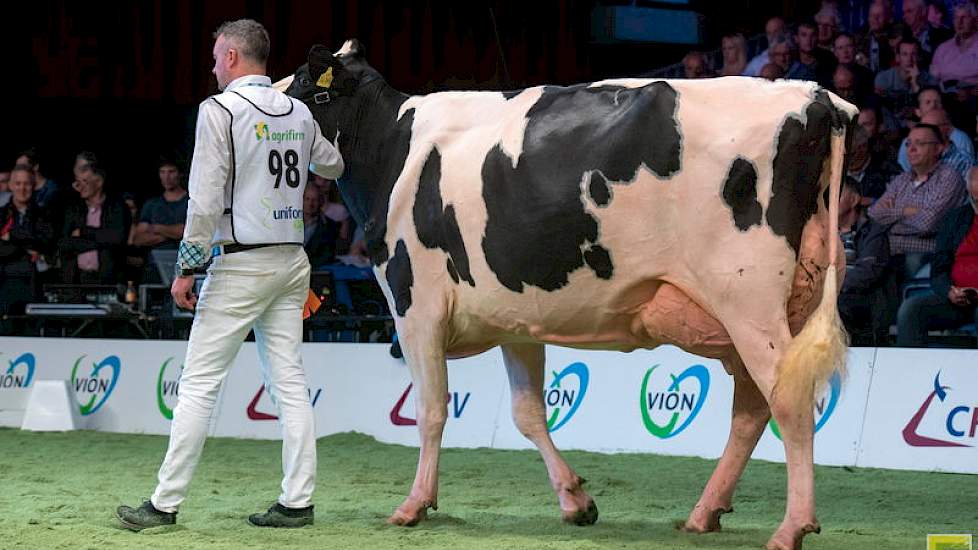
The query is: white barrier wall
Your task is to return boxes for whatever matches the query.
[0,337,975,474]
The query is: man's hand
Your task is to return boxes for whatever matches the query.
[171,275,198,311]
[71,228,80,237]
[903,206,919,217]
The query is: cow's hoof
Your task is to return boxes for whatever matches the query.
[765,522,820,550]
[561,497,598,526]
[387,497,433,527]
[679,506,732,533]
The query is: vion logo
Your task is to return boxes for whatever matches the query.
[156,357,183,420]
[904,371,977,448]
[247,384,323,421]
[390,383,471,426]
[545,362,589,432]
[640,364,710,439]
[71,355,121,415]
[769,371,843,440]
[0,352,35,389]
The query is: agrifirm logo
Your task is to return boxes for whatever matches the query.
[0,352,35,389]
[640,364,710,439]
[768,371,842,440]
[70,355,121,415]
[247,384,323,421]
[545,362,589,432]
[254,121,305,143]
[156,357,183,420]
[904,372,977,448]
[390,383,471,426]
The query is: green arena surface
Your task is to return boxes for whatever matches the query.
[0,429,973,549]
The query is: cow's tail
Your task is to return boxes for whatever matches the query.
[775,107,850,408]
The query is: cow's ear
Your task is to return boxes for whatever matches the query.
[336,39,365,59]
[307,44,342,88]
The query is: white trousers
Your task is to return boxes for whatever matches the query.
[151,245,315,512]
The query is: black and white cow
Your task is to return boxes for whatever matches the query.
[280,40,856,550]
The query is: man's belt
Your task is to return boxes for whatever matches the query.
[211,242,301,258]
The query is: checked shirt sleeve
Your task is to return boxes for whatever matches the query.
[178,99,232,271]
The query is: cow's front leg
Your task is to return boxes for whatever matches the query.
[501,343,597,525]
[388,333,448,526]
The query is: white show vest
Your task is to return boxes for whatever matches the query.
[210,85,317,245]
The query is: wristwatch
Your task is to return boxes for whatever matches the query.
[175,265,195,278]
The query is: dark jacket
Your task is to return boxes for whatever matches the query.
[304,214,340,269]
[59,196,131,283]
[0,201,55,278]
[931,204,977,299]
[841,216,891,294]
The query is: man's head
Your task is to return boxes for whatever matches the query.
[897,38,920,69]
[833,32,856,64]
[919,108,954,142]
[0,171,9,193]
[906,123,945,172]
[303,184,323,219]
[158,158,183,191]
[212,19,270,90]
[848,125,872,173]
[868,1,888,31]
[74,151,97,180]
[769,34,795,70]
[814,7,840,46]
[916,86,943,115]
[833,65,856,100]
[839,179,865,222]
[796,21,818,54]
[73,163,106,201]
[858,105,881,137]
[953,3,977,40]
[765,16,786,44]
[682,51,710,78]
[759,62,784,81]
[15,148,42,183]
[903,0,928,31]
[930,2,948,28]
[8,164,33,208]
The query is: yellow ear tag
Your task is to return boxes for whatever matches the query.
[317,67,334,88]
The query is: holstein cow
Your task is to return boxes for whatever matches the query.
[279,40,855,550]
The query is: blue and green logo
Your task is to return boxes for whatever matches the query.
[768,371,842,440]
[545,362,589,432]
[156,357,183,420]
[640,364,710,439]
[1,352,35,388]
[70,355,121,415]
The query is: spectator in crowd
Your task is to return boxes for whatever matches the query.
[15,148,58,211]
[719,33,748,76]
[897,168,978,347]
[857,0,896,73]
[309,174,352,255]
[902,0,953,68]
[832,65,861,105]
[899,88,976,170]
[869,123,967,280]
[768,34,796,76]
[0,165,54,333]
[838,176,891,345]
[848,123,900,200]
[788,21,836,86]
[743,16,786,76]
[0,170,10,207]
[875,38,935,115]
[919,109,975,181]
[59,162,131,284]
[930,3,978,91]
[302,184,339,268]
[928,1,951,36]
[832,32,875,102]
[682,51,712,79]
[858,103,902,164]
[759,62,784,81]
[815,5,842,51]
[131,158,188,282]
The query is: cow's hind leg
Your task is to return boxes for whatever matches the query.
[682,355,770,533]
[501,343,598,525]
[388,333,448,527]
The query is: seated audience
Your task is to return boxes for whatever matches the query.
[898,87,975,164]
[788,21,836,86]
[59,162,131,284]
[0,169,10,207]
[815,5,841,51]
[0,165,54,333]
[832,65,862,106]
[897,169,978,347]
[901,0,953,69]
[920,109,975,181]
[838,177,890,345]
[832,33,875,102]
[130,158,188,282]
[759,62,784,81]
[874,38,935,116]
[857,103,902,166]
[857,0,896,73]
[930,3,978,91]
[743,16,786,76]
[15,148,59,211]
[682,51,713,79]
[848,124,900,200]
[719,33,748,76]
[869,123,967,280]
[302,184,340,268]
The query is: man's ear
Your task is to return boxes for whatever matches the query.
[308,44,341,88]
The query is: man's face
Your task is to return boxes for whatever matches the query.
[834,69,855,99]
[816,16,837,44]
[765,17,785,42]
[684,56,706,78]
[834,35,855,64]
[770,43,791,70]
[9,170,32,206]
[0,171,9,192]
[303,187,322,215]
[868,4,886,30]
[918,89,942,114]
[797,26,817,53]
[953,8,977,38]
[858,109,879,137]
[898,42,919,68]
[212,34,234,90]
[906,127,943,169]
[74,170,103,201]
[159,164,180,190]
[904,0,926,28]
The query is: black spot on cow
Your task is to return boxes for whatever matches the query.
[386,239,414,317]
[721,157,762,231]
[767,95,833,256]
[588,172,611,207]
[413,147,475,286]
[481,82,682,292]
